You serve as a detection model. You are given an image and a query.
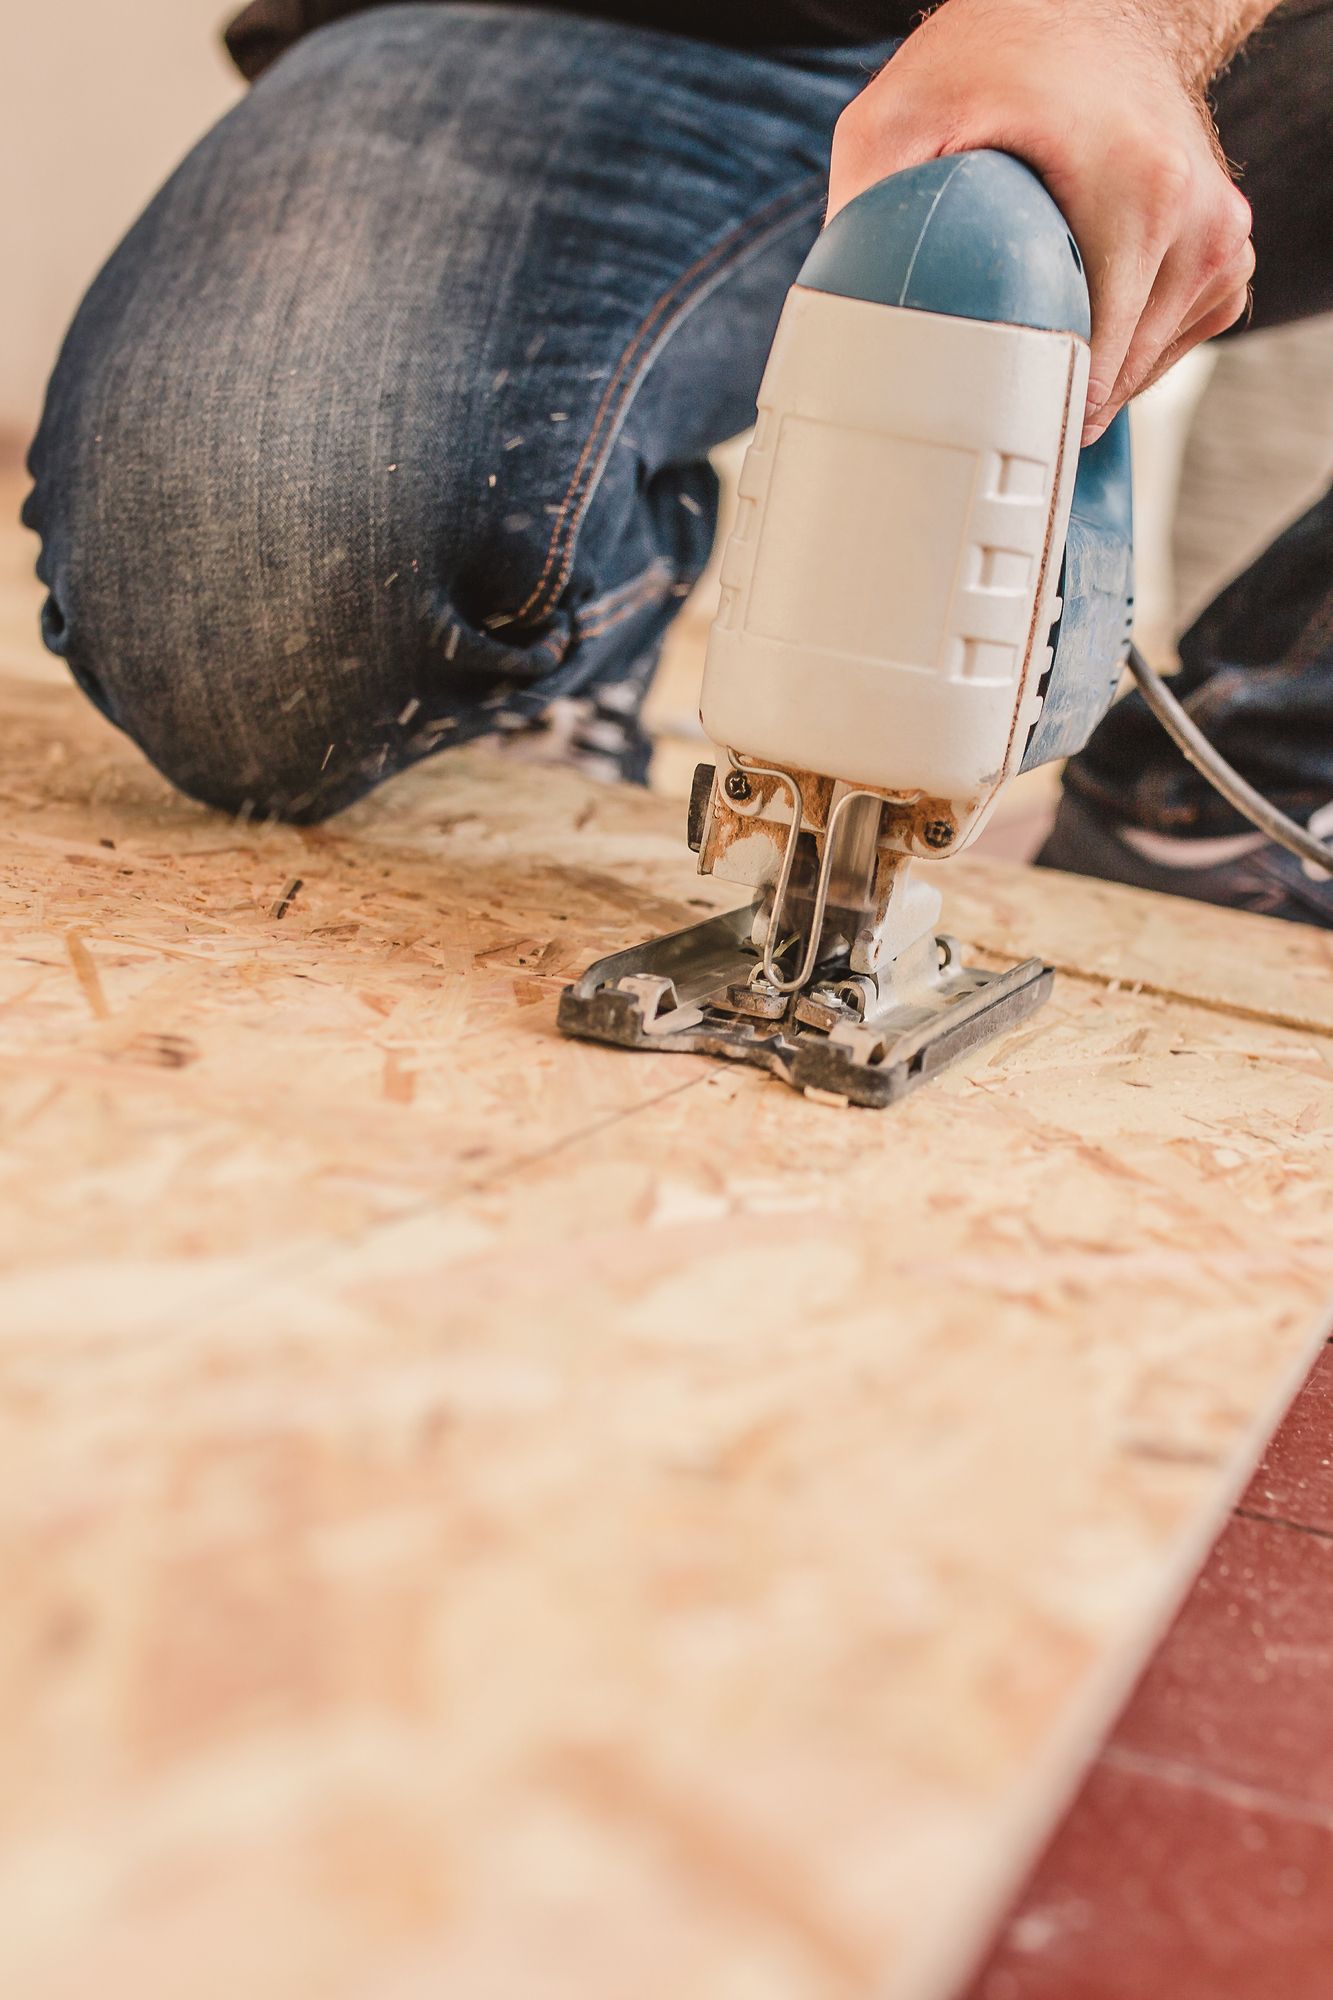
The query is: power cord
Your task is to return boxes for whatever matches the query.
[1126,644,1333,881]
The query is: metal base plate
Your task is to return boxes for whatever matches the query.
[557,903,1054,1109]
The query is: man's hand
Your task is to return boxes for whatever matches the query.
[828,0,1269,442]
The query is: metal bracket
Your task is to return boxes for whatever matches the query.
[557,900,1054,1109]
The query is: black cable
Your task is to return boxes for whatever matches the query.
[1126,643,1333,879]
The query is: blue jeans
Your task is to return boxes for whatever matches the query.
[24,1,1333,833]
[23,5,895,820]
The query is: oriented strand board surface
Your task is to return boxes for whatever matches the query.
[3,672,1333,2000]
[919,855,1333,1036]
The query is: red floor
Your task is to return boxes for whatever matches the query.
[962,1339,1333,2000]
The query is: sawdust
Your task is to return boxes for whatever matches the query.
[2,668,1333,2000]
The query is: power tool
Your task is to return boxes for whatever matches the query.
[559,150,1136,1107]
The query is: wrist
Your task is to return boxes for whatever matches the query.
[893,0,1223,161]
[923,0,1277,93]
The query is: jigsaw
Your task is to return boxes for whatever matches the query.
[559,149,1136,1106]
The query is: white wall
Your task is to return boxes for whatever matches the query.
[1,1,244,434]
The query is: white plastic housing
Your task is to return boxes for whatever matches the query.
[702,287,1090,809]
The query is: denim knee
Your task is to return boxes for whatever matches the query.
[25,324,726,822]
[28,438,466,821]
[23,5,881,819]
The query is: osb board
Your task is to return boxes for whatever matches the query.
[3,675,1333,2000]
[920,853,1333,1037]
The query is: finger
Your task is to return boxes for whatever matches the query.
[1074,126,1201,414]
[1154,283,1252,371]
[1104,213,1252,402]
[1093,282,1251,433]
[1084,270,1251,441]
[1083,250,1164,429]
[1083,180,1252,436]
[1081,285,1251,443]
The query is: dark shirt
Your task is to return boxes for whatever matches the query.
[224,0,925,79]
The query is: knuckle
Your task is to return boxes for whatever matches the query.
[1198,204,1255,286]
[1143,139,1195,208]
[1117,136,1194,251]
[1193,241,1230,288]
[1213,187,1254,252]
[1223,183,1254,236]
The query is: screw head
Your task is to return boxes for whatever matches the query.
[724,770,753,803]
[922,820,953,850]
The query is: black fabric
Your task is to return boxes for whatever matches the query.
[1036,790,1333,929]
[1061,0,1333,840]
[1210,0,1333,333]
[223,0,927,78]
[1064,485,1333,838]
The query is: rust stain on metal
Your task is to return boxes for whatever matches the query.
[701,761,976,878]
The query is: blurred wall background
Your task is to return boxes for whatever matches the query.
[1,0,243,435]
